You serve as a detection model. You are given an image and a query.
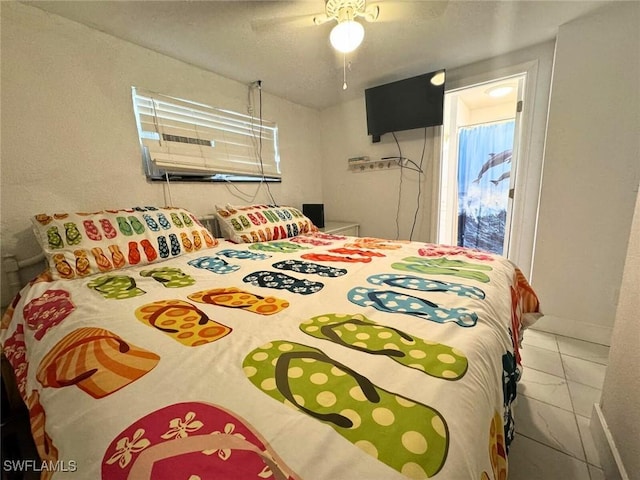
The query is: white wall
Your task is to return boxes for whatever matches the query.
[531,2,640,344]
[0,3,323,305]
[319,95,439,241]
[597,187,640,478]
[320,41,554,270]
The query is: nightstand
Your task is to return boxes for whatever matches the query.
[320,221,359,236]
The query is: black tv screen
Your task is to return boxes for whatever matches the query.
[365,70,445,140]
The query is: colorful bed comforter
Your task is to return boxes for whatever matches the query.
[1,233,540,479]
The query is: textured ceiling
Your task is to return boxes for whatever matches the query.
[26,0,613,110]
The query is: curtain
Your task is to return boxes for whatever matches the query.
[457,120,515,255]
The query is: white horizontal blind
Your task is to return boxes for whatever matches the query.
[132,87,280,179]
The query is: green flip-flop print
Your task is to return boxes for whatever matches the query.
[392,257,493,283]
[116,216,133,236]
[300,313,467,380]
[128,216,145,234]
[88,275,145,299]
[140,267,196,288]
[248,241,310,253]
[243,340,449,478]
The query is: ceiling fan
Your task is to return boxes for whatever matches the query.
[250,1,449,53]
[313,0,380,25]
[312,0,379,53]
[249,0,448,89]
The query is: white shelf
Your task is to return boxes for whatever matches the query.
[320,221,359,236]
[348,158,401,172]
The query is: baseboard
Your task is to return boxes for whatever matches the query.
[528,314,612,346]
[590,404,629,480]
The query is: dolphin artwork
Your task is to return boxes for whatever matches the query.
[490,170,511,185]
[473,149,512,183]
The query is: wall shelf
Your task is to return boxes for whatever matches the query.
[348,157,401,172]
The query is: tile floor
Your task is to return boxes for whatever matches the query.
[508,328,609,480]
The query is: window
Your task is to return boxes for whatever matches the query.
[132,87,281,182]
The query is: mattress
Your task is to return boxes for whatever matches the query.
[1,233,539,479]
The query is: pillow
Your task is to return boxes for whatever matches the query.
[31,206,218,280]
[214,204,318,243]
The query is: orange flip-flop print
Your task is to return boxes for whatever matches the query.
[36,327,160,398]
[135,299,232,346]
[188,287,289,316]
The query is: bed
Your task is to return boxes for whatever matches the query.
[0,204,540,479]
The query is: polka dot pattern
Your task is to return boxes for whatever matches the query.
[134,299,231,346]
[273,259,347,278]
[299,313,468,380]
[88,275,146,300]
[188,287,289,316]
[367,273,486,300]
[348,286,480,327]
[242,340,449,478]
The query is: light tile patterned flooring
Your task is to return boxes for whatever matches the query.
[508,329,609,480]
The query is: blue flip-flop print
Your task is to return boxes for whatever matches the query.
[188,256,240,274]
[366,274,485,299]
[273,260,346,278]
[347,287,477,327]
[243,271,323,295]
[217,249,271,261]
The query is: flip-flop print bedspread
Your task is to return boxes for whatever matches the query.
[0,234,539,480]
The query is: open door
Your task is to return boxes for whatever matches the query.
[437,74,525,257]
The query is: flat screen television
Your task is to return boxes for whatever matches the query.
[365,70,445,142]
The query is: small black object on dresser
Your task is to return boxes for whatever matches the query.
[302,204,325,228]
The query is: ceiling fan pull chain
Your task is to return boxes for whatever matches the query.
[343,53,348,90]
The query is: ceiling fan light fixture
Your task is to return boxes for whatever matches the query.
[330,19,364,53]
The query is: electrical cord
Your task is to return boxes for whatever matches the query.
[409,128,428,240]
[225,84,263,203]
[381,156,423,173]
[226,82,277,205]
[393,132,403,240]
[391,128,427,241]
[258,84,277,205]
[223,177,260,203]
[164,171,174,207]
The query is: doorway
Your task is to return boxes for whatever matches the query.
[437,75,525,257]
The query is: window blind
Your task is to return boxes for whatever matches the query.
[132,87,281,180]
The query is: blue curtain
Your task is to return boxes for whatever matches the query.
[457,121,515,254]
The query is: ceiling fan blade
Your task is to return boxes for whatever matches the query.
[313,13,332,25]
[250,12,321,33]
[361,5,380,23]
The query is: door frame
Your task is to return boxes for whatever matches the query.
[431,59,542,278]
[503,75,526,256]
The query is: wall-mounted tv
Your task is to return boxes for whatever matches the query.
[365,70,445,142]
